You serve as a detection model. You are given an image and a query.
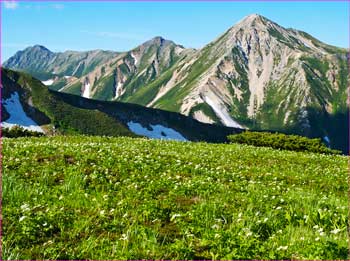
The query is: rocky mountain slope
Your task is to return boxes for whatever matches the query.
[3,14,349,153]
[59,36,194,101]
[3,45,118,81]
[1,68,242,142]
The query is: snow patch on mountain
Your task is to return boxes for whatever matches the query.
[115,82,123,99]
[42,79,54,86]
[204,96,242,128]
[131,52,138,65]
[82,82,91,98]
[1,92,44,132]
[127,121,187,141]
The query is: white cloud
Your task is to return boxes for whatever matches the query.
[4,0,18,9]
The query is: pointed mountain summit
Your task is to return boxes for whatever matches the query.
[234,13,268,27]
[4,45,55,76]
[58,36,191,101]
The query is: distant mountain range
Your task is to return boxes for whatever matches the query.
[3,14,349,153]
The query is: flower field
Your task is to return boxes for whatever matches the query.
[2,136,348,259]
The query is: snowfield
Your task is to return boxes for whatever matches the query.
[204,96,243,128]
[127,121,187,141]
[115,82,123,99]
[42,79,54,86]
[82,82,91,98]
[131,52,138,65]
[1,92,44,132]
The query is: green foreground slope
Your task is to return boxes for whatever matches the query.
[3,136,348,259]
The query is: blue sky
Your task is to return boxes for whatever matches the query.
[2,1,349,62]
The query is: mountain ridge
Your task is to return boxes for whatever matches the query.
[3,14,349,153]
[1,68,243,142]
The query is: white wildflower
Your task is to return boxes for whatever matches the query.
[277,245,288,251]
[330,228,341,235]
[120,234,128,241]
[170,214,181,221]
[20,204,30,212]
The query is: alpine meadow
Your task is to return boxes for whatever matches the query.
[1,2,349,260]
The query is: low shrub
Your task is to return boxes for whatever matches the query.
[227,131,341,155]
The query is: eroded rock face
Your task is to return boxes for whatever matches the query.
[53,36,191,101]
[149,14,348,133]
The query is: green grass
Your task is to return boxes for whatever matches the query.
[125,65,177,106]
[49,78,68,91]
[61,81,82,96]
[228,47,251,124]
[3,135,348,260]
[120,65,157,101]
[92,73,116,101]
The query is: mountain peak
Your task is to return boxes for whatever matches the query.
[244,13,263,20]
[149,36,168,46]
[30,45,52,53]
[152,36,165,41]
[235,13,269,28]
[138,36,178,50]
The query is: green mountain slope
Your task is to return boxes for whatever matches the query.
[2,69,243,142]
[59,37,194,102]
[1,68,134,137]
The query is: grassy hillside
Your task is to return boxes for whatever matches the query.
[3,136,347,260]
[2,68,134,137]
